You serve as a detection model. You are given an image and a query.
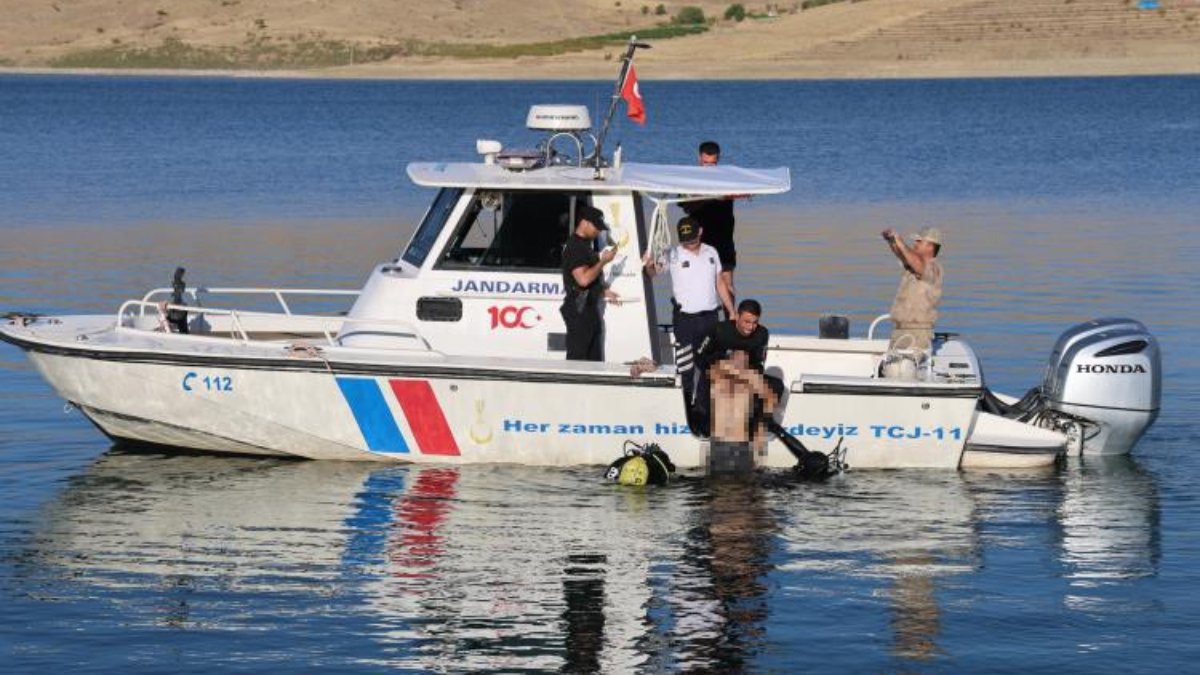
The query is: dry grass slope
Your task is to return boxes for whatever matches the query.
[803,0,1200,61]
[0,0,738,64]
[1,0,1197,77]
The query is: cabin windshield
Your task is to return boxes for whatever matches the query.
[436,190,588,272]
[402,187,463,268]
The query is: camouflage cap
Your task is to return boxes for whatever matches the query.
[915,226,943,246]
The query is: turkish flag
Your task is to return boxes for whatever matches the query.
[621,64,646,125]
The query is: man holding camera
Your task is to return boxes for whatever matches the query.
[881,226,944,351]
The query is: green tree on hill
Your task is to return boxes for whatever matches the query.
[674,6,706,24]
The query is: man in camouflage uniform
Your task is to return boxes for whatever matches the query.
[881,226,944,351]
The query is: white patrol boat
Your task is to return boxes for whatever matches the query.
[0,64,1161,471]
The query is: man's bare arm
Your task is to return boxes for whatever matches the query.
[883,228,927,277]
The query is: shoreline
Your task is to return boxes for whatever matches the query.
[5,56,1200,82]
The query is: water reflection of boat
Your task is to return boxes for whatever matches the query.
[18,451,689,669]
[775,471,982,661]
[778,472,982,578]
[960,456,1160,593]
[351,465,691,672]
[23,452,375,586]
[959,455,1160,621]
[1058,457,1160,596]
[15,447,1163,668]
[639,478,778,672]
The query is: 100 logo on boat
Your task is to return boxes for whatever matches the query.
[488,305,541,329]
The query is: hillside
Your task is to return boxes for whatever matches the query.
[2,0,1197,78]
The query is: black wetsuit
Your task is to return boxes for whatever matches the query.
[693,321,783,437]
[683,198,736,270]
[697,321,769,371]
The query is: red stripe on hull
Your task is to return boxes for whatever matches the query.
[388,380,461,456]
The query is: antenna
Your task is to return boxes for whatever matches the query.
[592,36,650,172]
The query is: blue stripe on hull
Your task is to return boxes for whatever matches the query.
[336,377,410,453]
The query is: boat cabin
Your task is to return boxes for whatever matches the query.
[338,104,791,365]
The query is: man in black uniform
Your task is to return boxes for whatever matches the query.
[693,299,785,435]
[560,205,617,361]
[698,299,769,370]
[682,140,738,316]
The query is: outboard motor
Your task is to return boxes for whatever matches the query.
[1040,318,1161,456]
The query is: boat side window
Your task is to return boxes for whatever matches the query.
[402,187,463,268]
[436,190,584,271]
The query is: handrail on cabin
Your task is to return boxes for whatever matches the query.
[116,299,429,351]
[140,286,361,317]
[867,313,891,341]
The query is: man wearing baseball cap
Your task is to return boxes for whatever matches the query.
[561,204,619,361]
[644,216,735,421]
[881,225,944,351]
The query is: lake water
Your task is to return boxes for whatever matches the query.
[1,74,1199,672]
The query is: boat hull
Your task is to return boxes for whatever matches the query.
[960,412,1065,469]
[19,343,983,470]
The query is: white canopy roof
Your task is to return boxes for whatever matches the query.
[406,161,790,197]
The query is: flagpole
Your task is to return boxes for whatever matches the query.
[592,36,650,171]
